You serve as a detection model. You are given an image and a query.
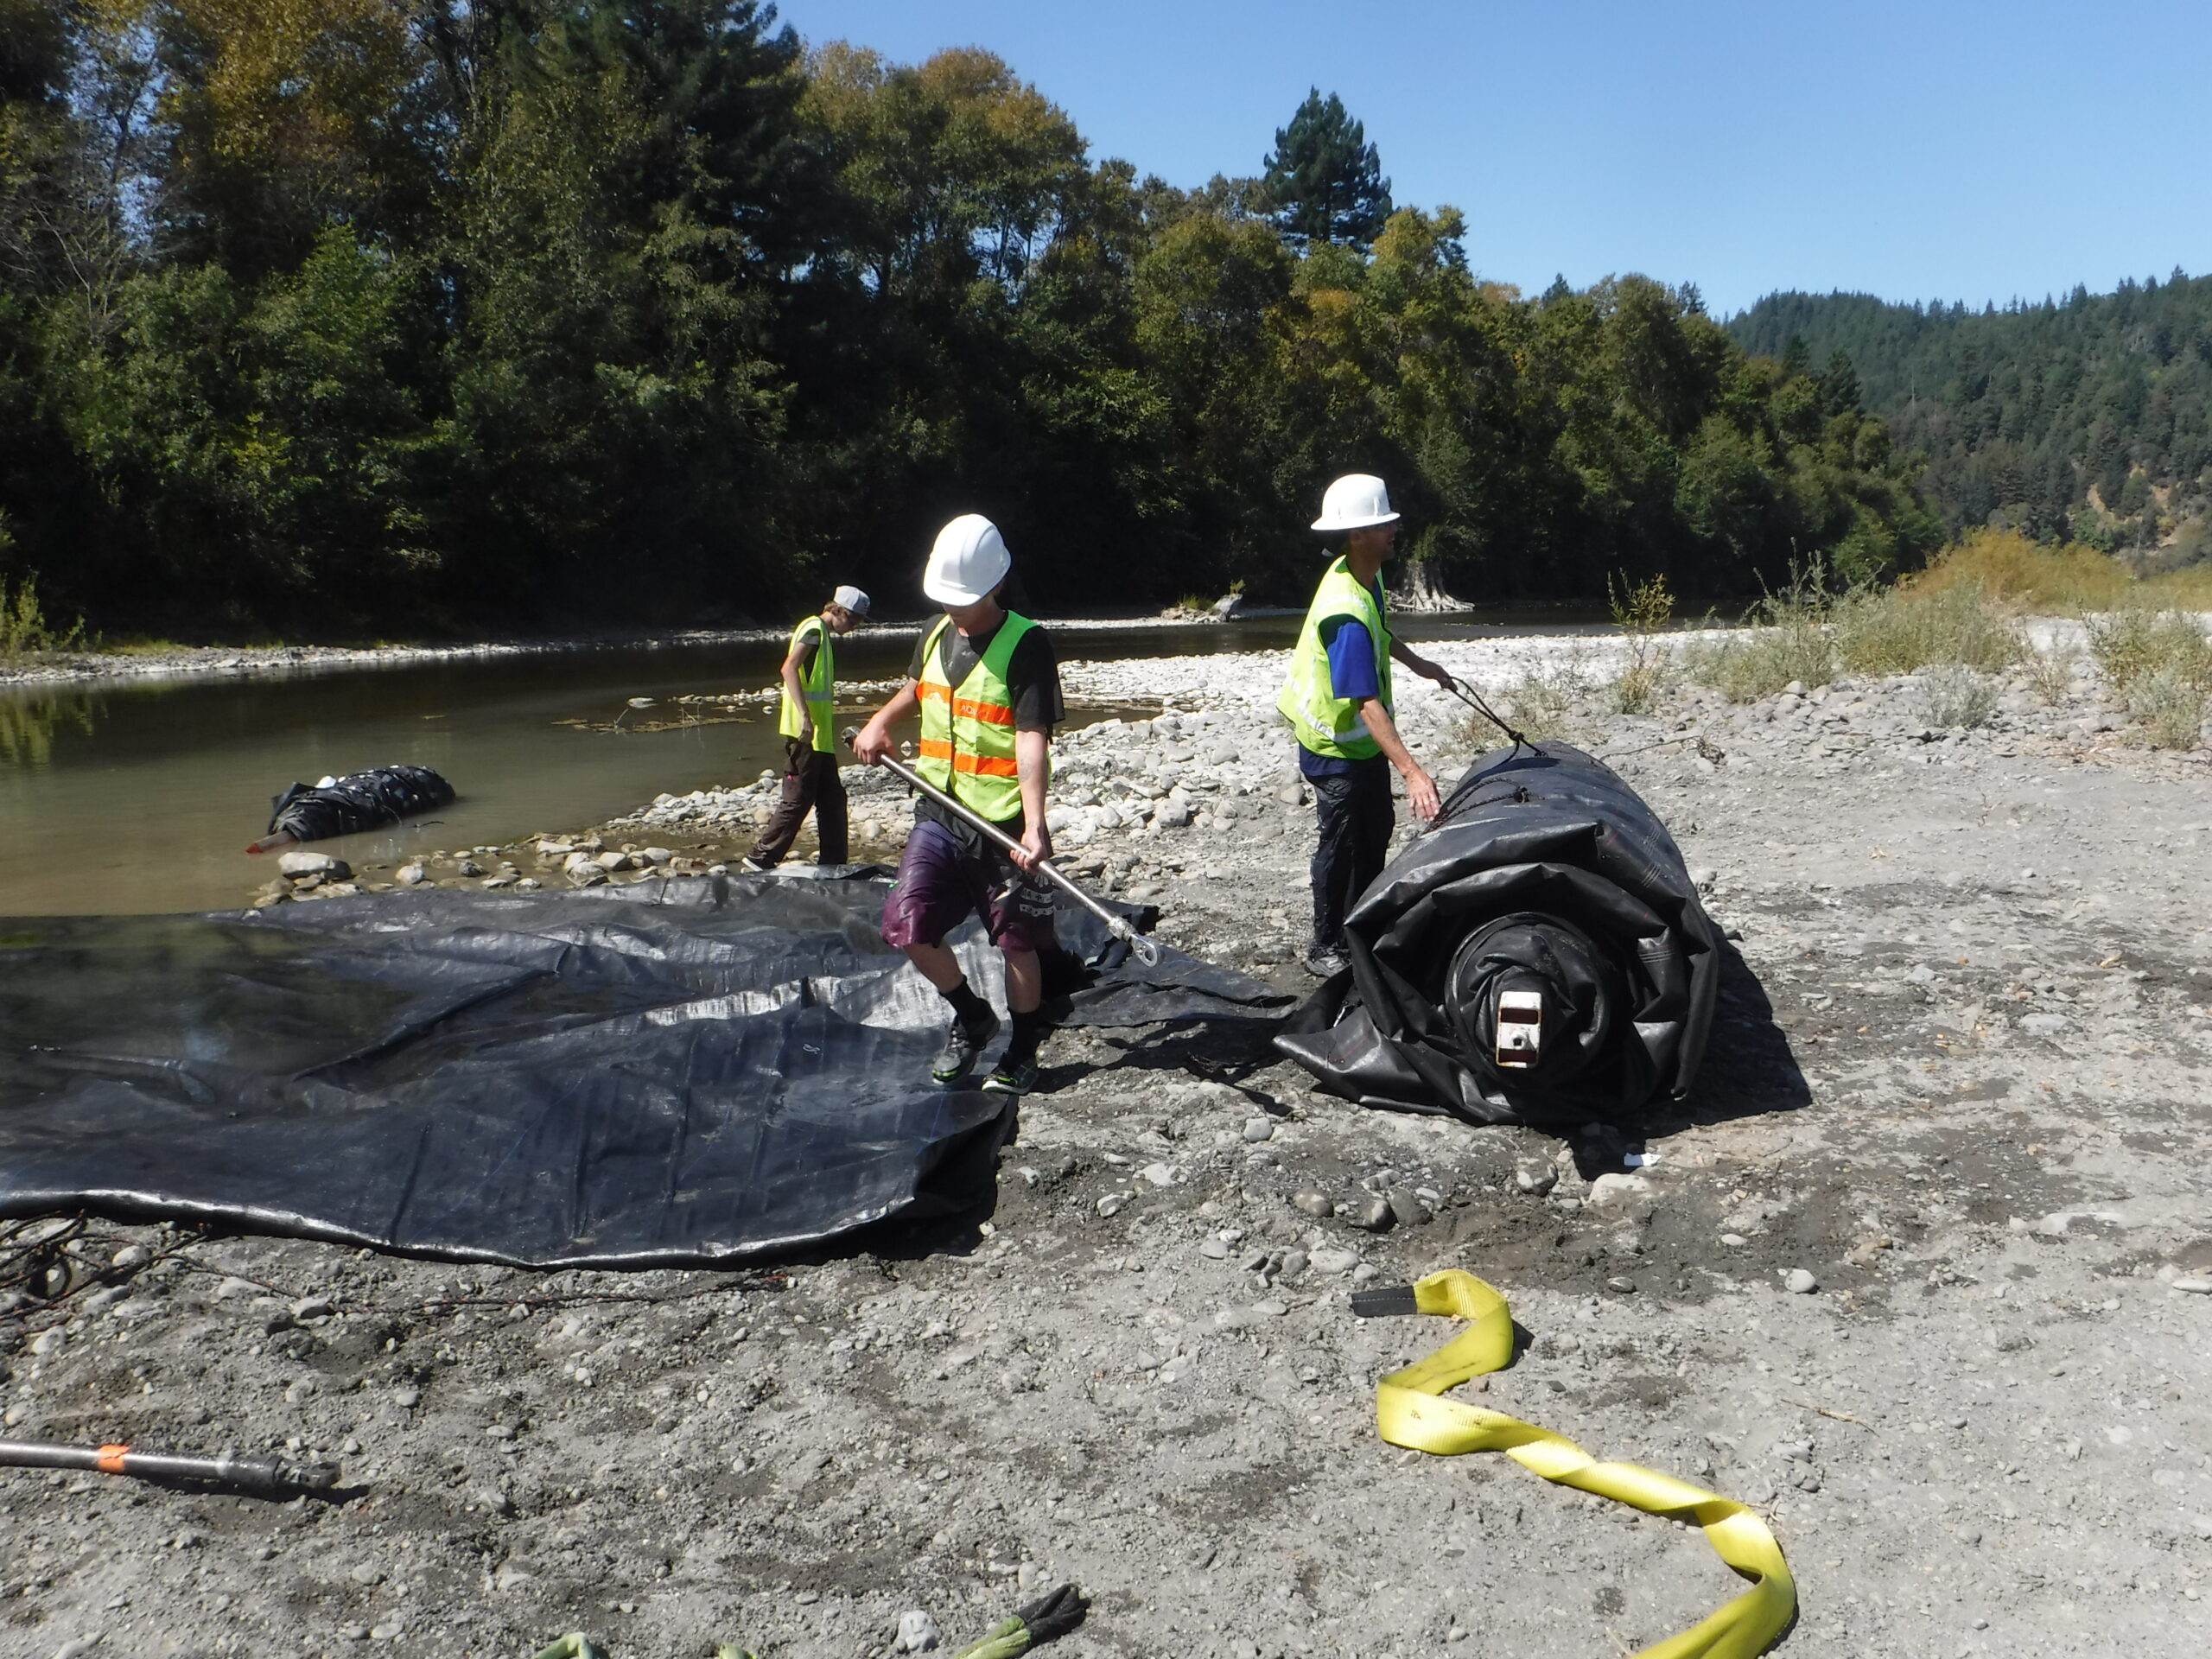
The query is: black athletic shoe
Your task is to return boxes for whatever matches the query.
[982,1054,1039,1096]
[931,1010,1000,1083]
[1304,944,1350,978]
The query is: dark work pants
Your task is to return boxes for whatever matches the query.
[1309,756,1394,953]
[747,741,848,867]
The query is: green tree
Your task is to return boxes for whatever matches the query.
[1261,87,1391,250]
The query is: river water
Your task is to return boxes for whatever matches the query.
[0,612,1605,916]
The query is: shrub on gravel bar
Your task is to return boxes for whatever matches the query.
[1478,658,1598,744]
[1833,580,2024,677]
[2083,607,2212,747]
[1688,569,2026,703]
[1919,664,1999,730]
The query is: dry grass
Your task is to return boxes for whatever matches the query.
[2082,607,2212,748]
[1831,580,2024,677]
[1909,527,2212,612]
[1470,655,1599,746]
[1681,565,1840,702]
[1684,565,2024,702]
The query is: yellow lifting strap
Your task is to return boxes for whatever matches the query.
[1373,1270,1796,1659]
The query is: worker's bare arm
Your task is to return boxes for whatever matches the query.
[1011,728,1052,870]
[854,681,920,764]
[1357,696,1441,823]
[1390,637,1455,688]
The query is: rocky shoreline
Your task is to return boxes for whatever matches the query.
[243,621,2199,943]
[10,626,2212,1659]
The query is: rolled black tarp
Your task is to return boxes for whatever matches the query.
[0,874,1288,1267]
[1275,742,1719,1127]
[267,765,455,842]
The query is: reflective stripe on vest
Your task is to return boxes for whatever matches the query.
[777,615,836,754]
[1276,556,1393,760]
[914,611,1035,819]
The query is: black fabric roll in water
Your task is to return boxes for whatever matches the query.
[0,874,1288,1267]
[1274,742,1719,1126]
[267,765,455,842]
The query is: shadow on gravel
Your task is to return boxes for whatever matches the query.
[1654,942,1812,1134]
[1093,1017,1295,1093]
[1559,944,1811,1179]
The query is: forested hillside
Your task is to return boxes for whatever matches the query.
[1732,277,2212,563]
[0,0,1936,637]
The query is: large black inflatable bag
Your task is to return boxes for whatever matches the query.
[1275,742,1719,1126]
[268,765,456,842]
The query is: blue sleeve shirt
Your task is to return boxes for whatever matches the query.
[1298,615,1383,778]
[1319,614,1381,702]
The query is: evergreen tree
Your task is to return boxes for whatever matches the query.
[1261,88,1391,249]
[1815,348,1860,416]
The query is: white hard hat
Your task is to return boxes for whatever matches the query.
[832,585,870,616]
[1311,474,1400,532]
[923,514,1013,606]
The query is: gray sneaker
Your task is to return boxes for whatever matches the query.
[982,1053,1039,1096]
[931,1009,1000,1083]
[1304,944,1350,978]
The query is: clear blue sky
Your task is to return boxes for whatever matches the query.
[775,0,2212,318]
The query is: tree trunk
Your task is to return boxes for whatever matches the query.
[1395,556,1467,613]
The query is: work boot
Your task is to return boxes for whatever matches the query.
[931,1008,1000,1083]
[1304,943,1350,978]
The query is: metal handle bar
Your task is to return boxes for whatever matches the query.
[842,729,1161,968]
[0,1438,339,1491]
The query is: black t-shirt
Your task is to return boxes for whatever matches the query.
[906,614,1063,731]
[906,613,1062,834]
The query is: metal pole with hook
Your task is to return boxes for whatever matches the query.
[0,1437,340,1492]
[842,728,1162,968]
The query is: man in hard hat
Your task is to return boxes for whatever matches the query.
[854,516,1063,1096]
[743,585,871,870]
[1280,473,1455,978]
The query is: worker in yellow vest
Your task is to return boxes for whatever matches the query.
[1279,474,1454,978]
[854,516,1063,1096]
[742,584,869,870]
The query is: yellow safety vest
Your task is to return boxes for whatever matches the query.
[777,614,836,754]
[915,611,1035,823]
[1277,556,1393,760]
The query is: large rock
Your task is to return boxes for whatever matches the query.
[277,850,350,880]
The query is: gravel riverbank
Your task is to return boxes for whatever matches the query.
[10,632,2212,1659]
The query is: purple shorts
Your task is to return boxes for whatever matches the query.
[881,818,1058,956]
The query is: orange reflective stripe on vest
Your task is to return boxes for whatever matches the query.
[913,611,1036,819]
[916,738,1020,777]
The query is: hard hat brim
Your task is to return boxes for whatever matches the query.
[1311,509,1402,532]
[922,555,1011,607]
[923,574,995,606]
